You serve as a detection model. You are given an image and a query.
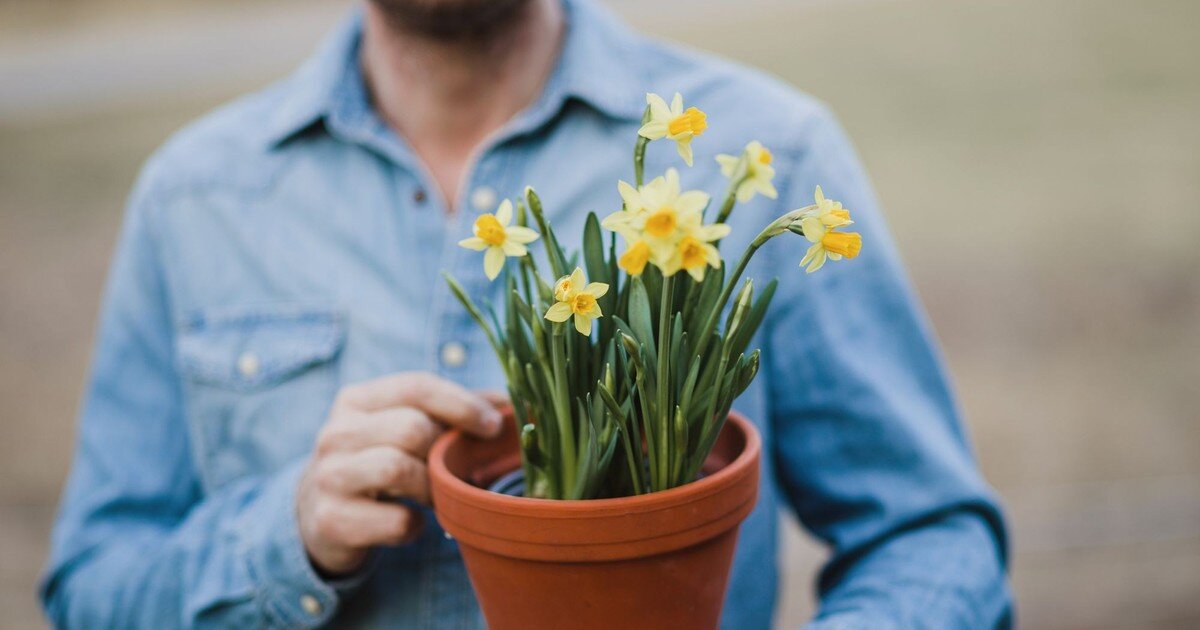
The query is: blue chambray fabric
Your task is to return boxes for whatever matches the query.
[41,1,1012,628]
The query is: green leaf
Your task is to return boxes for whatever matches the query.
[627,278,656,362]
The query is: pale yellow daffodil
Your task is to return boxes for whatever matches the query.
[639,92,708,166]
[715,141,778,202]
[798,217,862,273]
[544,268,609,335]
[660,222,731,282]
[458,199,540,280]
[636,168,710,259]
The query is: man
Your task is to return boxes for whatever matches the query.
[41,0,1012,627]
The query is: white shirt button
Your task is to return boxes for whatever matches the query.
[299,593,322,616]
[470,186,497,212]
[236,352,260,378]
[440,341,468,368]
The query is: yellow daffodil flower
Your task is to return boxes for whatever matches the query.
[544,268,610,335]
[798,217,862,273]
[803,185,853,228]
[715,141,778,202]
[661,222,730,281]
[639,92,708,166]
[458,199,540,280]
[636,168,710,259]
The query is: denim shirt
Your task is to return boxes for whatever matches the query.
[41,1,1011,628]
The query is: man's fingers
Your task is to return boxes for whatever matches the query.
[317,447,432,505]
[311,496,421,548]
[476,389,511,409]
[336,372,501,438]
[317,408,443,457]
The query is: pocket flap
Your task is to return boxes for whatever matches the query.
[176,306,344,390]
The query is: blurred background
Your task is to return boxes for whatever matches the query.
[1,0,1198,627]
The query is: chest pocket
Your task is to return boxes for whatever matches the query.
[176,306,345,492]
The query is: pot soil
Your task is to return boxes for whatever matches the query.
[429,409,761,630]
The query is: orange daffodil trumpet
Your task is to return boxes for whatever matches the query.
[638,92,708,166]
[445,91,865,500]
[458,199,540,280]
[544,267,610,336]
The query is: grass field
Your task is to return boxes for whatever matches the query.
[2,0,1198,627]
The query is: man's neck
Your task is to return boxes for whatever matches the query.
[361,0,565,211]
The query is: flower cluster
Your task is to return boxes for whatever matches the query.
[601,169,730,282]
[445,91,866,500]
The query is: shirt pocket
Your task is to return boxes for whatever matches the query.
[176,305,345,492]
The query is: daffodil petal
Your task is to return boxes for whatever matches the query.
[458,237,488,251]
[800,217,825,243]
[677,140,694,167]
[703,243,722,267]
[696,223,732,242]
[761,180,778,199]
[545,302,572,322]
[569,267,586,288]
[646,92,671,119]
[670,92,684,114]
[715,154,739,178]
[617,180,641,209]
[501,241,527,257]
[506,226,539,244]
[574,314,592,336]
[494,199,513,225]
[483,246,506,280]
[678,190,710,213]
[638,122,668,140]
[586,282,609,298]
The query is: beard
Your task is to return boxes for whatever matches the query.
[368,0,536,40]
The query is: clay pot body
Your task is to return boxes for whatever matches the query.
[429,410,761,630]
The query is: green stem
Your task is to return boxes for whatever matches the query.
[633,136,649,187]
[692,226,776,362]
[714,173,750,225]
[633,105,652,186]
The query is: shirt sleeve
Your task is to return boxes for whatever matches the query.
[39,166,364,629]
[762,107,1013,628]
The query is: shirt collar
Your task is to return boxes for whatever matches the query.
[263,0,646,149]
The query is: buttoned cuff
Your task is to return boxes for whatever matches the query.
[239,459,372,628]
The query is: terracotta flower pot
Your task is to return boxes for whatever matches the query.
[428,409,761,630]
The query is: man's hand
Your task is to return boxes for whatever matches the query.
[297,372,502,575]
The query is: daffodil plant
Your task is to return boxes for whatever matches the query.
[446,92,863,499]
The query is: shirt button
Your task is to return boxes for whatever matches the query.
[440,341,468,368]
[413,187,427,204]
[470,186,497,212]
[299,594,323,616]
[236,352,260,378]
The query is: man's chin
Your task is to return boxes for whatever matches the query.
[369,0,534,40]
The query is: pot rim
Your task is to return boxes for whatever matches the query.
[429,410,760,515]
[430,410,762,561]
